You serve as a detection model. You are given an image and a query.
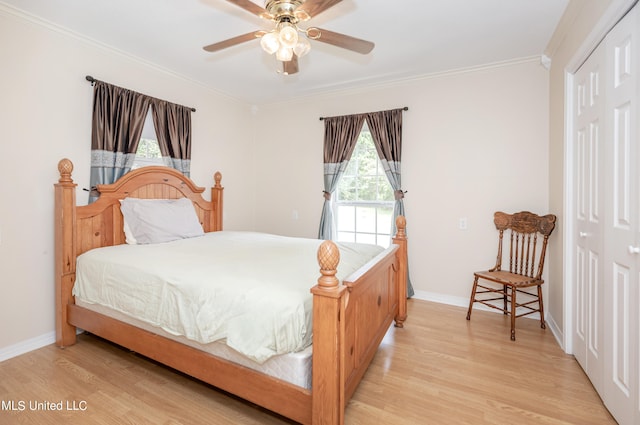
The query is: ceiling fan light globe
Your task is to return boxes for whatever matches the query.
[278,23,299,48]
[260,31,280,55]
[293,36,311,57]
[276,46,294,61]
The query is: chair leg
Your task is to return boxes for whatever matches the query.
[466,276,479,320]
[538,285,546,329]
[510,286,516,341]
[503,284,508,315]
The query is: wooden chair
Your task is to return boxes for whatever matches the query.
[466,211,556,340]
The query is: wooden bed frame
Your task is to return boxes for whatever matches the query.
[54,158,408,425]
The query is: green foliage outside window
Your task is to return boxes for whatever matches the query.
[137,138,162,159]
[337,131,393,202]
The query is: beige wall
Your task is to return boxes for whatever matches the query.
[0,3,562,357]
[251,59,551,306]
[0,7,256,354]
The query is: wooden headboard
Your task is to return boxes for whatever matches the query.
[55,158,223,256]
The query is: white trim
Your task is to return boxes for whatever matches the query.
[263,56,543,107]
[412,290,543,321]
[0,332,56,362]
[0,292,561,363]
[411,290,471,308]
[566,0,637,73]
[0,293,554,362]
[563,69,575,355]
[0,2,547,108]
[412,290,563,346]
[0,2,236,102]
[545,312,565,351]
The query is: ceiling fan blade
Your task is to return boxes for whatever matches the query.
[202,31,264,52]
[309,28,374,54]
[297,0,342,18]
[225,0,272,19]
[282,54,299,75]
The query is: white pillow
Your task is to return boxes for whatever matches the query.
[120,197,204,244]
[122,214,138,245]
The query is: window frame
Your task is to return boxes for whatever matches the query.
[333,124,394,248]
[132,109,165,170]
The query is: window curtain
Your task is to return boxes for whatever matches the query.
[151,100,192,176]
[89,80,193,202]
[318,114,366,240]
[89,81,151,202]
[366,108,414,298]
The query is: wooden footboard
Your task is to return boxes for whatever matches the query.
[54,159,408,425]
[311,222,407,424]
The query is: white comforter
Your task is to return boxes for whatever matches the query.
[73,231,385,363]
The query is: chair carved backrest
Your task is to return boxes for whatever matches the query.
[491,211,557,279]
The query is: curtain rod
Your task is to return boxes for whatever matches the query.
[319,106,408,121]
[85,75,196,112]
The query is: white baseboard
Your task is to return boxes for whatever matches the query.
[0,293,566,363]
[412,290,520,314]
[544,312,565,351]
[411,290,564,348]
[0,331,56,363]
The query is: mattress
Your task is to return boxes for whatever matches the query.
[76,299,314,389]
[73,231,385,364]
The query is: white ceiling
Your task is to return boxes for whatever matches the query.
[3,0,569,104]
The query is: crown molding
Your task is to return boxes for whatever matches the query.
[0,2,243,104]
[259,56,542,108]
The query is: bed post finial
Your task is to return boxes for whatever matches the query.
[211,171,224,231]
[317,240,340,288]
[58,158,74,183]
[395,215,406,239]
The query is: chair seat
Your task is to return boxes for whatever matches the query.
[474,270,543,288]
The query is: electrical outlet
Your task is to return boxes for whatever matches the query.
[459,217,468,230]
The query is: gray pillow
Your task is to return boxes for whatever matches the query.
[120,197,204,244]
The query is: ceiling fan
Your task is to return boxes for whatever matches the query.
[203,0,375,75]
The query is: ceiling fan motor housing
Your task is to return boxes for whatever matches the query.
[265,0,308,23]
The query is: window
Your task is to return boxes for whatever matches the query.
[132,109,164,169]
[334,123,394,248]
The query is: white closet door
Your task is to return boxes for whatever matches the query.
[573,42,606,395]
[603,6,639,425]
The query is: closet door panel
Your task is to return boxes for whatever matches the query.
[573,44,605,394]
[603,6,639,425]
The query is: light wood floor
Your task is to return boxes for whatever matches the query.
[0,300,616,424]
